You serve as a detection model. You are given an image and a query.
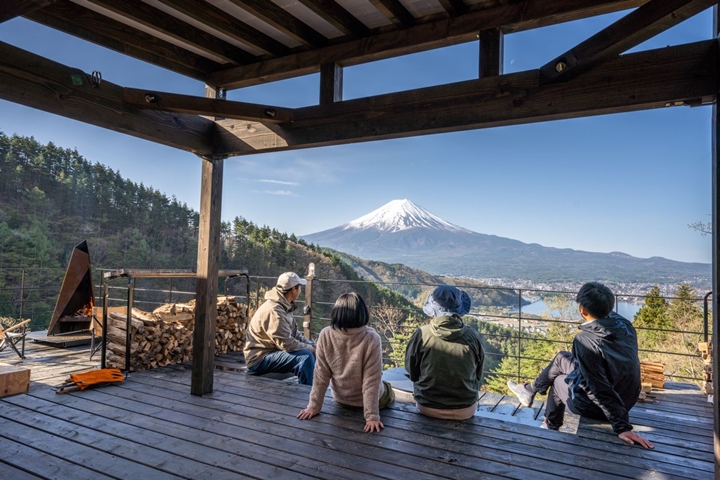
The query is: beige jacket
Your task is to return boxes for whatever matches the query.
[307,325,383,422]
[244,288,313,368]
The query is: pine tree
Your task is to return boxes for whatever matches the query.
[633,285,671,346]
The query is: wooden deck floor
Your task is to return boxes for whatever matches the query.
[0,342,714,479]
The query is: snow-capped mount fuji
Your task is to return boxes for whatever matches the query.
[345,199,471,233]
[302,199,710,284]
[303,199,481,257]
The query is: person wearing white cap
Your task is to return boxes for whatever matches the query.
[244,272,316,384]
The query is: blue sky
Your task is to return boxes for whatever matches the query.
[0,8,713,264]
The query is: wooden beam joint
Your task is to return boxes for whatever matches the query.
[122,87,293,124]
[539,0,717,84]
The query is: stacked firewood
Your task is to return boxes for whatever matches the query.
[639,361,665,389]
[699,341,713,396]
[181,296,248,354]
[105,296,248,371]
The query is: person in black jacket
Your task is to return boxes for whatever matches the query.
[507,282,654,449]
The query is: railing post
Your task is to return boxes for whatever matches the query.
[19,269,26,357]
[517,288,523,382]
[125,276,135,373]
[303,263,315,339]
[18,269,25,322]
[169,278,173,303]
[101,276,109,369]
[703,291,712,343]
[255,279,261,311]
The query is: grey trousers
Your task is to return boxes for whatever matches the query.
[531,351,580,429]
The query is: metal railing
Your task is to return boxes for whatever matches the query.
[0,267,710,387]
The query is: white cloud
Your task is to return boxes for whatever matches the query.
[253,189,294,196]
[238,177,299,186]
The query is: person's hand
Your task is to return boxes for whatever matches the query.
[618,430,654,449]
[364,420,384,433]
[297,408,318,420]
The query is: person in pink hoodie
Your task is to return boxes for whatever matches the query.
[297,292,394,432]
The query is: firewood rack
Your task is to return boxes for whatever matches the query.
[99,269,249,373]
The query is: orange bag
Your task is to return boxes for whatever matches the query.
[69,368,125,390]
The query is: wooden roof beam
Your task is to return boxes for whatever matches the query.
[0,40,216,156]
[1,0,58,23]
[213,40,717,155]
[153,0,289,57]
[26,2,220,81]
[122,87,293,124]
[540,0,717,84]
[209,0,648,90]
[368,0,416,28]
[226,0,328,48]
[84,0,255,65]
[297,0,370,37]
[437,0,467,17]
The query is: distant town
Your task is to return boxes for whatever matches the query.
[475,278,712,302]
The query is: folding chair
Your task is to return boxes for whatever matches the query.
[0,319,31,359]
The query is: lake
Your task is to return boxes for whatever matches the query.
[512,299,642,320]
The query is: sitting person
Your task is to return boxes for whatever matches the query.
[244,272,315,385]
[405,285,485,420]
[507,282,654,449]
[297,292,394,433]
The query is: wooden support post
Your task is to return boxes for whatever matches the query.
[320,62,343,105]
[303,268,315,339]
[204,84,226,121]
[479,28,503,78]
[712,8,720,478]
[191,155,223,395]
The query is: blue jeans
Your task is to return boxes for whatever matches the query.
[248,349,315,385]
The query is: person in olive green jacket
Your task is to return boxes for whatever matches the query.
[405,285,485,420]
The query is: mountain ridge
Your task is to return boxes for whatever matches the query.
[303,199,711,286]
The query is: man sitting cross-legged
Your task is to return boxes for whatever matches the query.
[507,282,654,449]
[244,272,315,385]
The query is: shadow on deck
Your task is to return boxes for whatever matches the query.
[0,343,713,479]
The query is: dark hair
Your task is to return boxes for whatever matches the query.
[575,282,614,319]
[331,292,370,331]
[280,284,301,295]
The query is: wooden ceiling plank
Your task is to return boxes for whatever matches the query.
[122,87,293,124]
[1,0,58,23]
[214,40,717,155]
[368,0,416,28]
[540,0,717,84]
[226,0,327,47]
[85,0,255,65]
[153,0,289,57]
[297,0,370,37]
[0,40,216,155]
[209,0,648,90]
[437,0,467,17]
[26,2,219,81]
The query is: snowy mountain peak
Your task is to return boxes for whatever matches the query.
[344,199,471,233]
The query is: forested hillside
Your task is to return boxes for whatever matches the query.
[0,132,198,270]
